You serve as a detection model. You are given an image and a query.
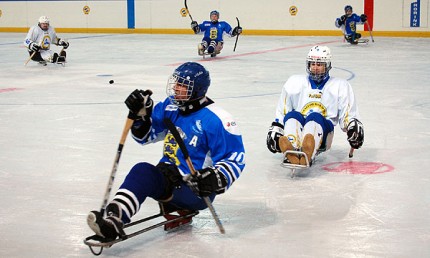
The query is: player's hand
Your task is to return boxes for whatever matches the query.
[58,38,69,49]
[360,14,368,22]
[29,42,40,52]
[232,26,242,36]
[187,167,227,197]
[339,15,347,25]
[347,119,364,149]
[125,89,153,120]
[266,122,284,153]
[191,21,199,33]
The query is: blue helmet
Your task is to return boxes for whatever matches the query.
[167,62,211,106]
[344,5,353,13]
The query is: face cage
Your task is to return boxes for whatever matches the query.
[306,60,331,82]
[166,74,194,106]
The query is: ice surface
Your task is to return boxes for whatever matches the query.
[1,33,429,257]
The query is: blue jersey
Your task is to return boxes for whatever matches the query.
[335,14,364,36]
[132,98,245,189]
[197,21,234,42]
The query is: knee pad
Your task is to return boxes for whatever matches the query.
[283,110,305,125]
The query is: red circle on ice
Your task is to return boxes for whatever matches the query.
[322,161,394,175]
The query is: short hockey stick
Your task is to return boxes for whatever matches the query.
[184,0,194,22]
[365,21,374,42]
[348,147,354,158]
[163,118,226,234]
[233,17,240,52]
[99,117,134,215]
[24,50,37,66]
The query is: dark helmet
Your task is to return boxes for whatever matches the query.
[344,5,353,13]
[210,10,220,18]
[167,62,211,106]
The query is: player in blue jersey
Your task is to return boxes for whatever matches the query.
[87,62,246,240]
[335,5,367,44]
[191,10,242,57]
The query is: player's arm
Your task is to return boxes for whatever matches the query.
[338,82,364,149]
[191,21,200,34]
[24,27,40,51]
[188,116,245,197]
[335,15,347,28]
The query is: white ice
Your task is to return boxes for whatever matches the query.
[1,33,430,257]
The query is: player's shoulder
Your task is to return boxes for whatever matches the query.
[288,74,307,81]
[327,76,350,86]
[285,74,308,86]
[205,104,240,135]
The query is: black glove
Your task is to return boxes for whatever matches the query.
[191,21,200,33]
[360,14,368,22]
[347,119,364,149]
[266,121,284,153]
[58,38,69,49]
[156,162,183,201]
[232,26,242,36]
[29,42,40,52]
[125,89,153,120]
[187,167,227,197]
[339,15,347,25]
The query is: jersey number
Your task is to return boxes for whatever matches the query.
[210,27,218,40]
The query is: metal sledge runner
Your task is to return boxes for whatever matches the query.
[281,150,311,178]
[84,204,199,256]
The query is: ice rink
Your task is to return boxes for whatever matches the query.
[1,32,430,257]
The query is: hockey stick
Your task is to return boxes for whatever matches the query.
[233,17,240,52]
[365,21,374,42]
[24,51,37,66]
[163,118,226,234]
[348,147,354,158]
[99,117,134,214]
[184,0,194,22]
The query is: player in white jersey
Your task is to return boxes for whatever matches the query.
[24,16,70,64]
[87,62,246,240]
[266,45,364,165]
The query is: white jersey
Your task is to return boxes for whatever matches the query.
[275,74,360,131]
[24,25,59,51]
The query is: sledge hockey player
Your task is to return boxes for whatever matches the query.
[24,16,69,65]
[191,10,242,57]
[266,45,364,166]
[87,62,246,240]
[335,5,368,44]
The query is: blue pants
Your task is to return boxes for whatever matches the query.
[117,162,214,223]
[283,110,334,149]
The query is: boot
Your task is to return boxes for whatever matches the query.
[87,210,125,241]
[198,43,205,55]
[279,136,300,164]
[300,134,315,166]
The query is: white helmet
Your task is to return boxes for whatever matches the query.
[38,16,50,24]
[306,45,332,82]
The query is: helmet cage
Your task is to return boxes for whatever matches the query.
[167,74,194,106]
[306,59,331,82]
